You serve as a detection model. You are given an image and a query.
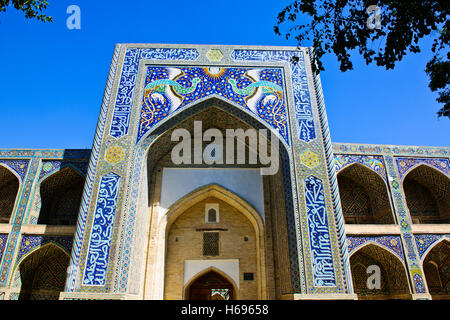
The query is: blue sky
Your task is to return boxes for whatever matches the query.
[0,0,448,149]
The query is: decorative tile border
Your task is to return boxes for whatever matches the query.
[66,45,123,291]
[382,155,427,294]
[332,143,450,158]
[82,173,121,286]
[304,176,336,287]
[0,158,39,287]
[0,235,7,262]
[16,235,73,263]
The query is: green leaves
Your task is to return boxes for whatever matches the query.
[0,0,53,23]
[426,56,450,117]
[275,0,450,118]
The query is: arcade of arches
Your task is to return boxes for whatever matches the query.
[0,113,449,300]
[0,164,84,300]
[0,43,449,301]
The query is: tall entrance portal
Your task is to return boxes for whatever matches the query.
[60,44,355,300]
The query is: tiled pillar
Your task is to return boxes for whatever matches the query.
[384,154,431,300]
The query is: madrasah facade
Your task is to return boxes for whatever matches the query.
[0,44,448,300]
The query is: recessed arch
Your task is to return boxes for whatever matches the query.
[0,164,21,224]
[156,183,266,300]
[137,97,300,299]
[12,242,70,300]
[37,166,85,225]
[349,243,411,299]
[147,184,267,299]
[337,163,395,224]
[422,239,449,299]
[402,164,450,224]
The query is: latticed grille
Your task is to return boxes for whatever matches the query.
[203,232,219,256]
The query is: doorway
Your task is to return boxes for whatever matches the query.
[186,270,234,300]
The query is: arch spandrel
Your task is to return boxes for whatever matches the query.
[396,157,450,180]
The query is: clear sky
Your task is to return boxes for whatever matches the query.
[0,0,448,149]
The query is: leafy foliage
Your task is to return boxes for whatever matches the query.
[275,0,449,118]
[0,0,52,23]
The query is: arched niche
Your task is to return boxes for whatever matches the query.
[15,243,70,300]
[337,163,395,224]
[422,239,449,299]
[0,164,20,224]
[147,183,265,300]
[349,243,411,300]
[38,166,85,225]
[403,164,450,224]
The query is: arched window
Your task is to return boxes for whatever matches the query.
[208,208,217,222]
[204,203,220,223]
[0,165,20,224]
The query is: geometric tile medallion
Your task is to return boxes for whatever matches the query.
[300,149,320,168]
[104,145,125,165]
[206,49,224,62]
